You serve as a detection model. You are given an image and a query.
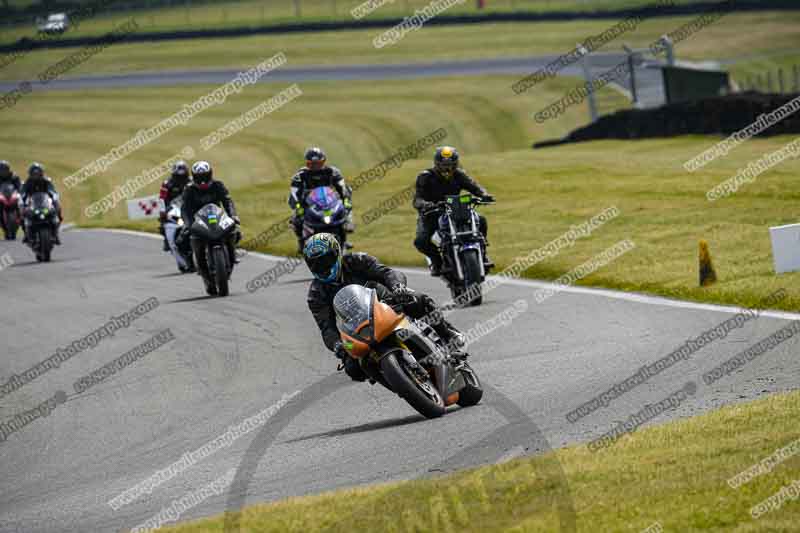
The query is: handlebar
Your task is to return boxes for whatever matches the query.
[422,197,495,217]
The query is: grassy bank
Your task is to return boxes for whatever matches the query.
[159,389,800,532]
[3,76,799,311]
[2,11,798,80]
[0,0,730,45]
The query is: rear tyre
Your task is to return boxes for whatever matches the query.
[6,216,17,240]
[456,362,483,407]
[380,351,446,419]
[212,246,229,297]
[39,227,52,262]
[462,249,483,306]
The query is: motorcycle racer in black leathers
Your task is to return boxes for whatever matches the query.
[288,147,353,253]
[413,146,495,276]
[0,161,22,191]
[158,160,191,251]
[21,163,62,245]
[177,161,241,290]
[303,232,465,382]
[0,161,22,238]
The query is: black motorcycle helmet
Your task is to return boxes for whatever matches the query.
[172,160,190,182]
[433,146,459,179]
[0,160,10,180]
[191,160,213,190]
[304,147,327,172]
[28,162,45,180]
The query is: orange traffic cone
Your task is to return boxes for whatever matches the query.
[699,240,717,287]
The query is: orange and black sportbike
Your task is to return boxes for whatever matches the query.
[334,284,483,418]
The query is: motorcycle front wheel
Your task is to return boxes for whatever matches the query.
[380,351,445,419]
[211,245,229,297]
[38,227,52,262]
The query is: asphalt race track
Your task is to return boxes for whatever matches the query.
[0,54,667,107]
[1,229,798,533]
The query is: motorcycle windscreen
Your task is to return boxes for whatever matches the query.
[192,203,233,240]
[0,182,17,199]
[307,186,339,210]
[194,203,224,222]
[30,192,53,210]
[333,285,374,357]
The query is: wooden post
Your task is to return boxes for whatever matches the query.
[767,71,774,93]
[778,68,785,93]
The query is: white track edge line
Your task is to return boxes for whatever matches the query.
[72,227,800,321]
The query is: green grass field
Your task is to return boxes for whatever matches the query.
[155,388,800,532]
[2,74,799,312]
[0,0,719,45]
[2,11,799,81]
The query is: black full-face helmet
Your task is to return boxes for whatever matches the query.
[433,146,459,179]
[0,161,11,180]
[304,147,327,172]
[28,162,45,179]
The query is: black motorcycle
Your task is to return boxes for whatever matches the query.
[189,203,238,296]
[24,192,59,262]
[424,194,493,306]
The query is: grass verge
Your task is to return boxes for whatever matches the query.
[158,388,800,532]
[1,11,799,80]
[0,0,731,45]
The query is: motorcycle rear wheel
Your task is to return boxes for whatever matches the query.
[3,210,17,240]
[380,351,446,419]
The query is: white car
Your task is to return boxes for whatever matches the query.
[37,13,70,35]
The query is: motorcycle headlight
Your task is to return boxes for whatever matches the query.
[39,214,45,219]
[356,324,374,342]
[323,215,332,224]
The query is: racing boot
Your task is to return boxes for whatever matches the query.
[434,321,467,359]
[204,277,217,296]
[429,255,443,277]
[483,246,494,269]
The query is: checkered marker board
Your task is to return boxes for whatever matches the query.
[127,195,160,220]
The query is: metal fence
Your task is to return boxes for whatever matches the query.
[575,39,673,122]
[739,65,800,94]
